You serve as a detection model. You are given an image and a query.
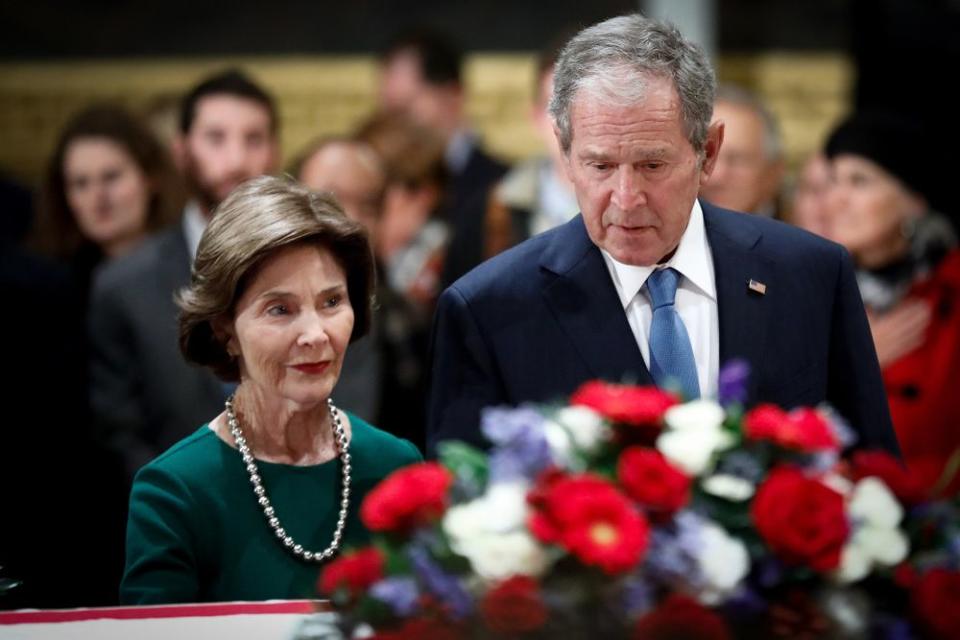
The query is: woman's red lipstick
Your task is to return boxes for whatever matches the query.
[292,362,330,374]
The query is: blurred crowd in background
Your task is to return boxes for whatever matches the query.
[2,4,960,612]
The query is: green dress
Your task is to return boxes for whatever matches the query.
[120,414,422,604]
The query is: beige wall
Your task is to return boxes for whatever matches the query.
[0,53,851,186]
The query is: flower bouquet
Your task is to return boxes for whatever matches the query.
[317,365,960,639]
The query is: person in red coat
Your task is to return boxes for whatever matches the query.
[825,112,960,496]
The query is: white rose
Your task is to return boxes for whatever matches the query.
[849,477,903,529]
[664,400,726,431]
[482,482,529,533]
[443,499,490,543]
[543,406,609,468]
[455,530,551,581]
[833,478,909,584]
[835,543,871,584]
[556,406,609,450]
[696,521,750,605]
[702,474,755,501]
[657,427,733,476]
[854,525,908,567]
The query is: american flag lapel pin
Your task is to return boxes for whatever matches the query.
[747,279,767,295]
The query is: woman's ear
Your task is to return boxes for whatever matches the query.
[212,315,238,357]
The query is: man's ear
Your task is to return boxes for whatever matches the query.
[553,124,574,182]
[699,121,725,184]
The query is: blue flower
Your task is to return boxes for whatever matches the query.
[481,406,552,483]
[645,512,704,589]
[407,546,473,619]
[370,577,420,617]
[718,359,750,406]
[619,575,654,617]
[716,450,765,484]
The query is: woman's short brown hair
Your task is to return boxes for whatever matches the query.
[35,103,183,260]
[177,175,375,381]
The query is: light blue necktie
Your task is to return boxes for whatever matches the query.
[646,267,700,399]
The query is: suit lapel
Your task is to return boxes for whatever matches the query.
[702,202,771,388]
[540,217,654,385]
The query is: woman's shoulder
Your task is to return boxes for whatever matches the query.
[346,413,423,472]
[135,425,225,485]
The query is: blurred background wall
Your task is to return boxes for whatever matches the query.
[1,0,957,185]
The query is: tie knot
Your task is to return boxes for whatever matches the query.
[647,267,680,309]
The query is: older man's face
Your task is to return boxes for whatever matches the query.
[562,75,722,266]
[700,99,783,214]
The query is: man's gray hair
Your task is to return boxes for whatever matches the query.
[549,14,716,155]
[715,84,783,160]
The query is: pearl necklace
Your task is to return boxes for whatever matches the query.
[225,395,351,563]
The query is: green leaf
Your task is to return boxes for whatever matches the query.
[437,441,489,492]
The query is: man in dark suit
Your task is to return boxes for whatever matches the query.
[89,70,279,477]
[378,29,508,287]
[427,14,899,457]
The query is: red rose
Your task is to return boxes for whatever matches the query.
[852,450,929,505]
[360,462,453,533]
[371,616,463,640]
[913,568,960,639]
[632,594,731,640]
[480,576,548,634]
[751,467,849,572]
[744,405,838,452]
[618,447,691,516]
[571,381,677,428]
[529,473,649,574]
[318,547,383,597]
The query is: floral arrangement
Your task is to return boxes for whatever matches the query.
[318,365,960,639]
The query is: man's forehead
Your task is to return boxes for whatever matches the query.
[193,94,273,130]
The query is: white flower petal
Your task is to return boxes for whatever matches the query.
[697,522,750,604]
[657,427,731,476]
[702,474,755,501]
[459,531,551,581]
[849,477,903,528]
[856,526,909,566]
[835,543,871,584]
[665,400,725,431]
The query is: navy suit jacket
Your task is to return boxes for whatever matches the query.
[427,201,899,456]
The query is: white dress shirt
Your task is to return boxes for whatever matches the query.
[600,200,719,398]
[182,201,207,262]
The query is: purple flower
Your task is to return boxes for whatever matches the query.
[755,556,785,588]
[481,406,545,444]
[407,546,473,619]
[619,575,654,617]
[819,404,857,448]
[645,511,704,589]
[481,406,552,483]
[718,359,750,406]
[370,577,420,617]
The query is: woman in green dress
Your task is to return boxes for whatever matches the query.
[120,176,422,604]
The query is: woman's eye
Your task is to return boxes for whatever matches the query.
[325,295,342,308]
[266,304,288,316]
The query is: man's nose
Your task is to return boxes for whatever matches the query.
[611,166,647,211]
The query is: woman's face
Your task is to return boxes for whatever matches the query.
[63,136,152,256]
[224,243,354,411]
[825,154,926,268]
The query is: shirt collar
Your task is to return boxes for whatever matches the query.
[182,200,208,262]
[445,129,474,173]
[601,199,716,309]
